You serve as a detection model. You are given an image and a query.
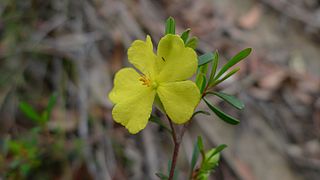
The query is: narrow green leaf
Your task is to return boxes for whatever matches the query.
[203,148,220,170]
[208,51,219,83]
[46,93,57,118]
[210,67,240,86]
[192,110,210,118]
[173,170,179,180]
[198,52,214,66]
[196,74,207,94]
[189,138,200,180]
[167,159,172,175]
[191,138,200,170]
[203,98,240,125]
[195,70,201,86]
[197,136,204,152]
[207,144,227,160]
[21,164,31,176]
[196,145,224,180]
[19,102,41,123]
[149,115,171,133]
[155,172,168,180]
[40,93,58,123]
[181,28,190,44]
[206,92,244,110]
[165,17,175,35]
[195,65,206,91]
[40,111,49,124]
[204,149,220,167]
[215,48,251,79]
[200,62,209,74]
[185,37,198,49]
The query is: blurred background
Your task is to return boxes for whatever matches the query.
[0,0,319,179]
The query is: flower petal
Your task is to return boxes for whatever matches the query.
[157,80,200,124]
[128,35,157,78]
[112,88,156,134]
[109,68,156,134]
[157,34,197,82]
[109,68,147,104]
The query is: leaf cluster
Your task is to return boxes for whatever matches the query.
[196,47,251,125]
[153,17,252,180]
[189,136,227,180]
[19,93,57,126]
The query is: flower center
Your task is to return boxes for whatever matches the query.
[139,75,151,87]
[139,75,158,89]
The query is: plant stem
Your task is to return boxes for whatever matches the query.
[169,140,180,180]
[168,116,178,180]
[167,116,188,180]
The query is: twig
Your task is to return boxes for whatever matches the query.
[167,116,189,180]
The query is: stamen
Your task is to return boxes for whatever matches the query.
[139,75,151,87]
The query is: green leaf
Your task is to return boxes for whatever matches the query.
[196,63,208,93]
[40,93,58,123]
[155,172,168,180]
[192,110,210,118]
[167,159,172,175]
[8,141,22,155]
[204,149,220,168]
[46,93,57,119]
[195,72,203,88]
[203,148,220,170]
[206,144,227,160]
[198,52,214,66]
[181,28,190,44]
[149,115,171,133]
[173,170,179,180]
[165,17,175,35]
[199,62,209,74]
[196,147,222,180]
[210,67,240,86]
[189,137,200,179]
[191,138,200,170]
[19,102,41,123]
[196,74,207,94]
[208,51,219,83]
[185,37,198,49]
[200,75,207,94]
[203,98,240,125]
[206,92,244,110]
[21,164,31,176]
[215,48,251,79]
[197,136,204,152]
[40,111,49,124]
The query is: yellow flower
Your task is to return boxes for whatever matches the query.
[108,34,200,134]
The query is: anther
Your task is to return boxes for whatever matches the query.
[139,75,151,87]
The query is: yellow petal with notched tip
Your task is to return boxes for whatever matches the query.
[156,35,197,82]
[128,35,157,79]
[112,88,156,134]
[109,68,147,104]
[157,80,200,124]
[108,68,156,134]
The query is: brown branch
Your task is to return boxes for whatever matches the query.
[167,116,189,180]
